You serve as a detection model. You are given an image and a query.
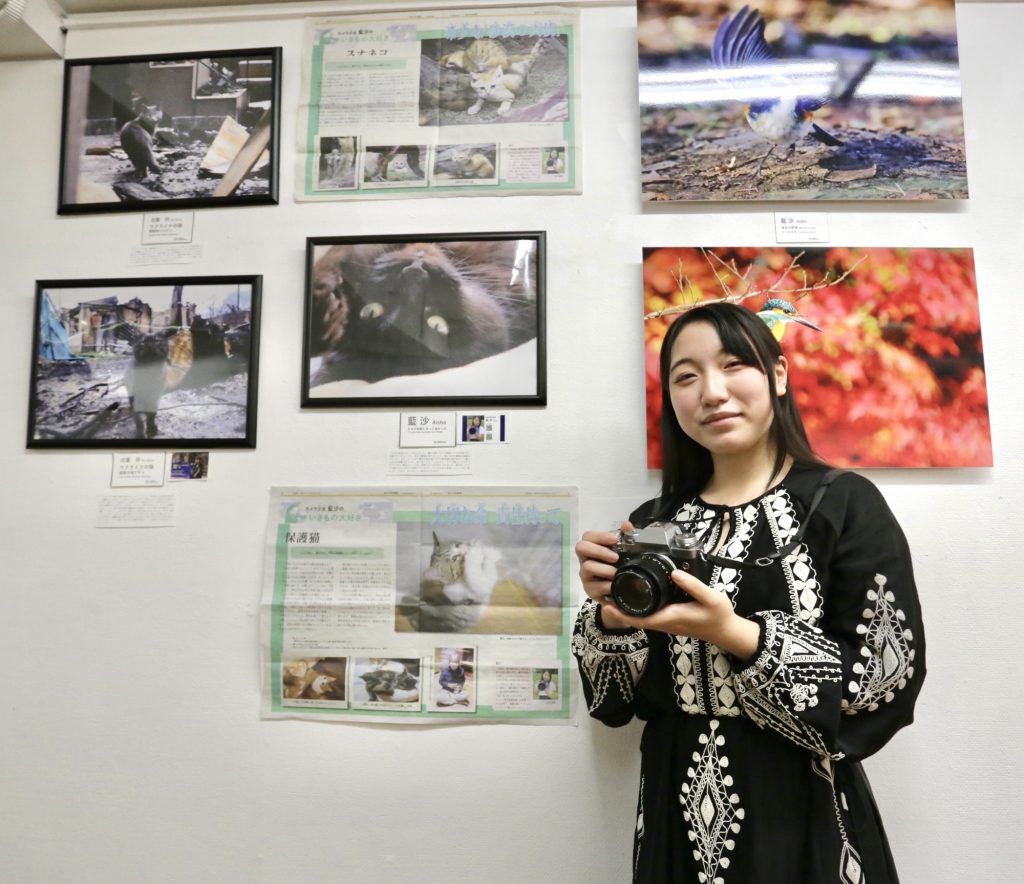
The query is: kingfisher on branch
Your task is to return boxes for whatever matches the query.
[757,298,822,340]
[711,5,849,172]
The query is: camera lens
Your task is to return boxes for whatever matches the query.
[610,553,676,618]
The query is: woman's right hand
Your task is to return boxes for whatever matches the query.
[575,523,635,630]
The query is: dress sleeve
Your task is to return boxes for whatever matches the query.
[732,475,925,761]
[571,599,650,728]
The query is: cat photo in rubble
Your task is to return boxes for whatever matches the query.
[393,521,565,635]
[27,278,260,448]
[418,34,571,126]
[303,234,545,406]
[58,48,281,213]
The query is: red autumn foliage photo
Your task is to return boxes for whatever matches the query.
[643,246,991,469]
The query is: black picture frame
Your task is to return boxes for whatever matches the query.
[302,232,547,408]
[27,275,261,449]
[58,47,282,215]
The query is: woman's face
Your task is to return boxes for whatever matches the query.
[667,320,786,460]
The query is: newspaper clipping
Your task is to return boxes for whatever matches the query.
[260,486,577,724]
[297,6,580,200]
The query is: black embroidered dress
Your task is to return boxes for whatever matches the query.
[572,466,925,884]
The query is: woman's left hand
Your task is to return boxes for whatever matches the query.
[607,569,761,662]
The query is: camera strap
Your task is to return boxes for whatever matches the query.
[703,468,846,570]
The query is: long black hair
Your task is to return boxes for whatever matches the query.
[657,302,826,505]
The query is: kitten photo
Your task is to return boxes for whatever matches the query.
[419,34,571,126]
[433,144,498,181]
[351,658,421,710]
[362,144,426,187]
[317,135,357,190]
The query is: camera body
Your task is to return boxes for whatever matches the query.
[610,522,710,618]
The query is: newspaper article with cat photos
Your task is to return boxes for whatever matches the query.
[298,7,580,200]
[429,647,477,713]
[260,486,576,724]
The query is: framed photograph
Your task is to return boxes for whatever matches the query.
[58,47,281,214]
[28,275,261,449]
[303,232,546,408]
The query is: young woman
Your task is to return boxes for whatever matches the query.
[572,302,925,883]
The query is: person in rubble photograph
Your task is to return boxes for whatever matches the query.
[29,280,256,445]
[572,301,925,883]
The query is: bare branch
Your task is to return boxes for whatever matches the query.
[644,250,867,321]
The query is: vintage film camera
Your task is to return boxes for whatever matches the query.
[610,522,711,618]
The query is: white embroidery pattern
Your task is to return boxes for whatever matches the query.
[635,774,645,881]
[672,637,702,713]
[677,501,717,538]
[735,611,844,758]
[764,488,823,625]
[811,756,867,884]
[680,719,744,884]
[844,573,916,713]
[670,503,756,717]
[571,601,648,711]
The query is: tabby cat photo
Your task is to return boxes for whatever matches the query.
[392,522,565,635]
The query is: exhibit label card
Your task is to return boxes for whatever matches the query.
[142,212,195,244]
[128,244,203,265]
[97,493,176,528]
[774,212,830,244]
[111,452,166,488]
[399,412,457,448]
[387,450,471,476]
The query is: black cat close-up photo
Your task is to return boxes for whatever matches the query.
[308,239,539,386]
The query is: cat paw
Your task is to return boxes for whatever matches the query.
[467,103,482,115]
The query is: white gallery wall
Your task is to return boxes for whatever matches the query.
[1,1,1021,881]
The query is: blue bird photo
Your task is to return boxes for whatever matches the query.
[637,0,968,201]
[711,5,846,175]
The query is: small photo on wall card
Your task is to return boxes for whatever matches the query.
[58,47,281,214]
[638,1,967,201]
[642,247,990,468]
